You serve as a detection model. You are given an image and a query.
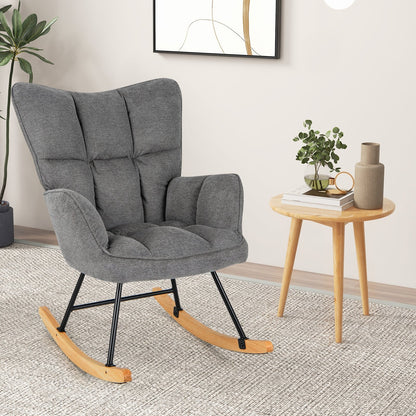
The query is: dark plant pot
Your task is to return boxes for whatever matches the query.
[0,201,14,247]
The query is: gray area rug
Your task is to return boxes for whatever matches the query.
[0,243,415,416]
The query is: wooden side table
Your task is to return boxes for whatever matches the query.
[270,195,395,343]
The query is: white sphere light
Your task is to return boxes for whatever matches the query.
[324,0,355,9]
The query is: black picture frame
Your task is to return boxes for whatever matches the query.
[153,0,282,59]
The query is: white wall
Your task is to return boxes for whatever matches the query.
[2,0,415,288]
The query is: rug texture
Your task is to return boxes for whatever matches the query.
[0,243,415,416]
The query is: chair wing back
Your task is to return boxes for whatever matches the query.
[12,78,182,228]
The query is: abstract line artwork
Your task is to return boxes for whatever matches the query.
[153,0,281,59]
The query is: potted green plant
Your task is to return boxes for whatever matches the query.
[0,2,56,247]
[293,119,347,191]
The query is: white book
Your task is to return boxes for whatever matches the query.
[281,198,354,211]
[283,186,354,206]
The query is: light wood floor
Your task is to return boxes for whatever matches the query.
[14,225,416,306]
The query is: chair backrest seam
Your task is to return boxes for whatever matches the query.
[70,92,96,205]
[117,88,145,221]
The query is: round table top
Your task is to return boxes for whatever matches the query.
[270,194,395,223]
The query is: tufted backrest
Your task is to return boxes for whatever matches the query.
[12,78,182,229]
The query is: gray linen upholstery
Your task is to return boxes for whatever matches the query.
[12,79,248,282]
[166,174,244,231]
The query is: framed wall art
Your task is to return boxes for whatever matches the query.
[153,0,282,59]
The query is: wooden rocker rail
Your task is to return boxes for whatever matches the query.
[153,287,274,353]
[39,288,273,383]
[39,306,132,383]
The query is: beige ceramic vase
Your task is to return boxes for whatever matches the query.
[354,142,384,209]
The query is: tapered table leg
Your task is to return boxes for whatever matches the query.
[353,221,370,316]
[278,218,302,317]
[332,222,345,343]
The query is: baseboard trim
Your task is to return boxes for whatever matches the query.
[220,262,416,306]
[220,273,416,310]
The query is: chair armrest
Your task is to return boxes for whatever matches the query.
[166,174,244,232]
[44,189,108,271]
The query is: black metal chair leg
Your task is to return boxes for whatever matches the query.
[57,273,85,332]
[171,279,183,317]
[106,283,123,367]
[211,271,248,349]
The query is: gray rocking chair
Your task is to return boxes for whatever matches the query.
[12,78,273,383]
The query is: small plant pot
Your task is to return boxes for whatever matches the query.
[0,201,14,247]
[304,166,330,191]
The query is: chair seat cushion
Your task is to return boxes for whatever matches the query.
[84,221,249,282]
[108,221,244,260]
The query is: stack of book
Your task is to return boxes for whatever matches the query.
[282,187,354,211]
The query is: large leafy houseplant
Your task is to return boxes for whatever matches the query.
[0,2,56,204]
[293,120,347,190]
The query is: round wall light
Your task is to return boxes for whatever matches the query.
[324,0,355,9]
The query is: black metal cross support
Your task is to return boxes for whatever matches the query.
[57,273,85,332]
[72,288,174,311]
[211,271,248,349]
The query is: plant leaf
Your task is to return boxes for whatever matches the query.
[30,17,57,42]
[21,13,37,43]
[0,32,13,45]
[12,8,22,42]
[0,51,13,65]
[0,35,12,47]
[25,20,46,43]
[0,5,11,32]
[22,50,53,64]
[0,5,11,14]
[18,56,33,82]
[21,46,42,51]
[41,17,57,35]
[39,26,51,37]
[0,12,13,39]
